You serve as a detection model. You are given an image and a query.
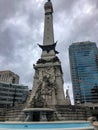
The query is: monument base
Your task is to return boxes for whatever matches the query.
[23,108,54,121]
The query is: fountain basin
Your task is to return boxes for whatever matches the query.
[0,121,94,130]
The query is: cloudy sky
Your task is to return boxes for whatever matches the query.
[0,0,98,103]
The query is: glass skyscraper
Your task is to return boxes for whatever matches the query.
[69,41,98,104]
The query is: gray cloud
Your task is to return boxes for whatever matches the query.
[0,0,22,23]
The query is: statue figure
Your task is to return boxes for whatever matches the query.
[65,88,71,105]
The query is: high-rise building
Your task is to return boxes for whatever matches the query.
[69,41,98,104]
[0,70,19,84]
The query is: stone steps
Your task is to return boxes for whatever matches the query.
[4,105,25,121]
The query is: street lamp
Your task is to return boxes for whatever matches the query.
[78,78,86,105]
[12,86,16,107]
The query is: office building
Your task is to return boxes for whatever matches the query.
[0,82,28,108]
[69,41,98,104]
[0,70,19,84]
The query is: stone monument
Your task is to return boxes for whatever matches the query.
[23,0,91,122]
[4,0,91,122]
[28,0,65,108]
[24,0,66,121]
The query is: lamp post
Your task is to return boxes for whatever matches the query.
[79,79,86,105]
[12,87,16,107]
[82,85,86,105]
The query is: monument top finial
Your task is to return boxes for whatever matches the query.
[44,0,53,12]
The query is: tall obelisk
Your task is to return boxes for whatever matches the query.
[40,0,57,59]
[28,0,65,108]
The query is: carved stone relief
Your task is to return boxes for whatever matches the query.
[31,66,57,107]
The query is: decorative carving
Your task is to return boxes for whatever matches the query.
[31,67,57,107]
[65,88,71,105]
[37,56,59,64]
[52,56,59,62]
[37,59,46,64]
[38,42,59,54]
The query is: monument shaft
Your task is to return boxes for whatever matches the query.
[43,0,54,45]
